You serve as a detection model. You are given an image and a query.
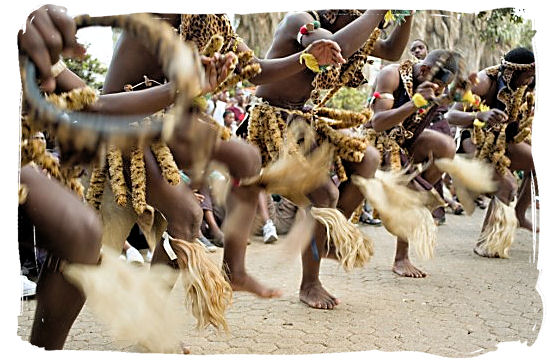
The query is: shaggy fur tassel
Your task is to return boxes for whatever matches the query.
[351,172,437,260]
[86,166,108,210]
[150,141,181,186]
[107,146,128,207]
[241,125,333,206]
[434,155,498,214]
[474,197,518,258]
[310,207,374,271]
[169,238,232,331]
[130,148,148,215]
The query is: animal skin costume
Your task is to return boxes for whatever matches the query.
[358,57,497,260]
[247,13,383,271]
[465,58,535,258]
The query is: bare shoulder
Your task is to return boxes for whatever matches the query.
[472,70,492,97]
[266,12,314,57]
[375,64,400,91]
[276,12,315,35]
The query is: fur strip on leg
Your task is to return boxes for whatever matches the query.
[351,172,437,260]
[169,237,232,332]
[475,197,518,258]
[434,155,497,215]
[310,207,374,271]
[241,122,333,207]
[62,249,186,353]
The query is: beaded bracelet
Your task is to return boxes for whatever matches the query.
[296,20,321,45]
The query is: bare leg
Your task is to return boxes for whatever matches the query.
[515,172,535,231]
[222,185,281,297]
[204,210,224,243]
[391,130,455,277]
[213,141,281,298]
[508,141,535,231]
[258,191,271,223]
[122,241,131,252]
[392,239,426,278]
[300,180,341,309]
[21,166,102,349]
[143,148,202,267]
[338,146,380,217]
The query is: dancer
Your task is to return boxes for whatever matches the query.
[446,47,535,258]
[249,9,414,309]
[91,11,347,307]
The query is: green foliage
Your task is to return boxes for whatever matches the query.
[477,9,536,49]
[64,43,108,89]
[325,86,371,112]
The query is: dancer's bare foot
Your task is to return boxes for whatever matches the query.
[299,281,341,309]
[229,272,282,298]
[392,258,427,278]
[473,243,499,258]
[393,239,426,278]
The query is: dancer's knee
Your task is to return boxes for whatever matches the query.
[436,135,456,160]
[497,173,518,204]
[359,146,380,177]
[70,211,102,264]
[234,142,262,179]
[166,199,203,240]
[310,182,339,208]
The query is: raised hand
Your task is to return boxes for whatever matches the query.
[18,5,86,92]
[477,109,509,128]
[307,39,346,67]
[201,52,238,94]
[416,81,439,102]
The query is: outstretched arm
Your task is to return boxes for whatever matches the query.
[237,39,345,85]
[57,55,236,116]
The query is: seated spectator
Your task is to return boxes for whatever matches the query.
[197,186,225,249]
[252,194,300,242]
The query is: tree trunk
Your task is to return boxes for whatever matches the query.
[235,13,286,58]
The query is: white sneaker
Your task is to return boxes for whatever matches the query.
[262,220,278,244]
[21,275,36,298]
[125,247,145,265]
